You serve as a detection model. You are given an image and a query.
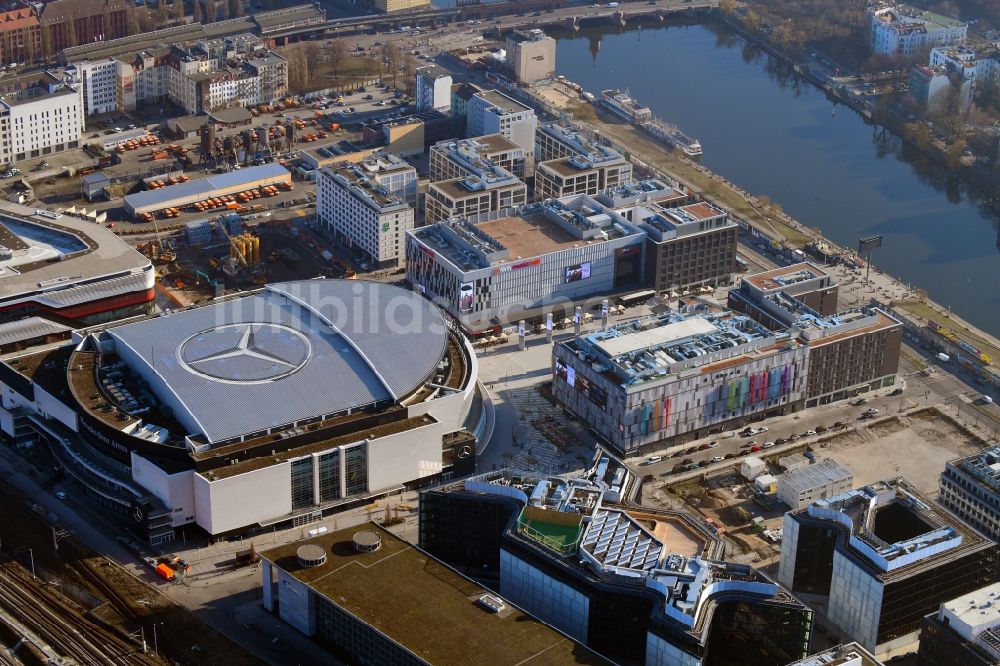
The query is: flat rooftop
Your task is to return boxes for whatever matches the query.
[125,163,290,212]
[430,172,524,200]
[940,582,1000,640]
[745,261,830,292]
[477,212,580,262]
[476,89,531,114]
[787,643,884,666]
[0,201,150,302]
[262,524,612,666]
[326,162,410,211]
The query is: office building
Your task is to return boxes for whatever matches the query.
[0,280,480,544]
[425,167,527,224]
[419,460,814,665]
[779,478,998,656]
[536,121,607,164]
[259,523,612,666]
[867,3,967,56]
[0,200,153,323]
[505,29,556,83]
[917,582,1000,666]
[777,460,854,510]
[429,135,528,182]
[535,151,633,201]
[552,306,810,455]
[407,195,645,332]
[467,90,537,155]
[72,58,119,116]
[728,263,902,406]
[0,9,41,67]
[637,201,738,292]
[0,71,83,164]
[787,643,885,666]
[450,81,483,121]
[415,65,452,111]
[940,444,1000,544]
[317,160,415,269]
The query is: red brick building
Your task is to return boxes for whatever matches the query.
[0,8,41,66]
[40,0,131,55]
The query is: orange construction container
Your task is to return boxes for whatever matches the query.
[155,563,175,581]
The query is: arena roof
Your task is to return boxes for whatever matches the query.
[105,280,448,445]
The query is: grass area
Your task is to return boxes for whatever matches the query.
[589,116,812,246]
[519,518,582,549]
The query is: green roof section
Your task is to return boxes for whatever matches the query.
[517,505,584,556]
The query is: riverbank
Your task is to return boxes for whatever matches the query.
[518,83,1000,379]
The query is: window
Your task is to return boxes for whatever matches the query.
[290,457,313,509]
[345,444,367,496]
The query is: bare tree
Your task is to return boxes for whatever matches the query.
[64,15,78,49]
[193,0,203,24]
[40,24,53,60]
[156,0,169,26]
[218,0,229,20]
[230,0,244,17]
[170,0,184,21]
[328,39,346,80]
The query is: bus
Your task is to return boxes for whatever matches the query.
[616,289,657,308]
[735,254,750,272]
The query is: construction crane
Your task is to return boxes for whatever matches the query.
[217,220,249,269]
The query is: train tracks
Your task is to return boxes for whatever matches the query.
[0,560,151,665]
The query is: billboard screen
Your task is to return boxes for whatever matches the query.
[565,262,592,283]
[458,283,474,313]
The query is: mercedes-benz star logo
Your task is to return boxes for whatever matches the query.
[177,323,312,384]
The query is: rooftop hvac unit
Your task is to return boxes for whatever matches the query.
[476,594,505,613]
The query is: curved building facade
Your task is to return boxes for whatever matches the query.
[0,280,479,543]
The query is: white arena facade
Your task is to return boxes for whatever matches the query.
[0,280,480,544]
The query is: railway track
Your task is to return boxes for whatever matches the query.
[0,560,149,665]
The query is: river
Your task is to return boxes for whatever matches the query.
[550,20,1000,336]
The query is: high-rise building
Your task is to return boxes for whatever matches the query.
[316,159,415,269]
[917,582,1000,666]
[467,90,537,156]
[429,135,528,182]
[779,478,998,656]
[425,168,527,224]
[420,459,814,665]
[415,65,452,112]
[940,444,1000,544]
[505,29,556,83]
[636,201,738,292]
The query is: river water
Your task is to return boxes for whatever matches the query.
[551,21,1000,336]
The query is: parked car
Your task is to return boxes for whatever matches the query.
[685,447,698,455]
[852,398,868,406]
[723,453,738,459]
[890,388,904,396]
[645,455,663,464]
[707,441,718,448]
[681,458,694,466]
[55,491,67,500]
[762,441,775,449]
[697,443,712,451]
[815,425,828,433]
[711,456,724,463]
[750,445,763,452]
[804,430,817,436]
[670,450,685,458]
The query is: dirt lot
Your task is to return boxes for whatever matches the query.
[814,409,983,498]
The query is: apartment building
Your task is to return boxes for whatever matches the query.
[467,89,537,155]
[415,65,452,112]
[69,36,286,116]
[867,2,967,56]
[505,29,556,83]
[534,150,633,201]
[429,135,528,182]
[317,162,415,269]
[779,478,997,656]
[0,71,83,164]
[425,168,527,224]
[636,201,738,292]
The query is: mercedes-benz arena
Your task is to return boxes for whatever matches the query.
[0,280,479,544]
